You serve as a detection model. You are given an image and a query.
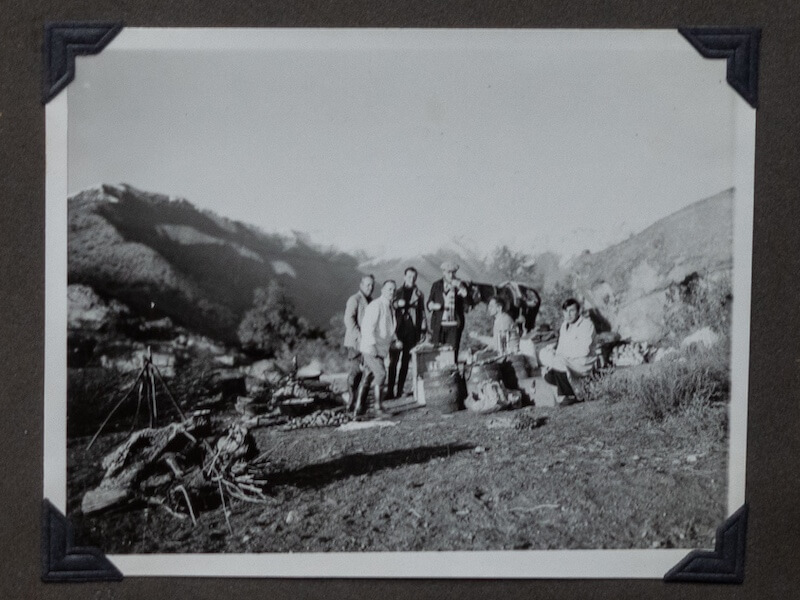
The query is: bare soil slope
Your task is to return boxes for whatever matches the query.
[67,392,726,554]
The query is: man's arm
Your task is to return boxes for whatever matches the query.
[427,281,442,311]
[344,295,359,335]
[391,288,403,309]
[418,289,428,333]
[575,318,596,357]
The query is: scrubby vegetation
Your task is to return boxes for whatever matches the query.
[580,342,729,446]
[237,281,310,356]
[67,367,137,437]
[237,282,348,373]
[663,271,732,342]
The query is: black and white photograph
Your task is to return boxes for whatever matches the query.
[44,28,754,578]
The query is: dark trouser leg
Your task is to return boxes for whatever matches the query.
[354,371,372,416]
[442,326,462,362]
[346,350,363,410]
[544,368,575,397]
[396,348,412,396]
[387,348,401,398]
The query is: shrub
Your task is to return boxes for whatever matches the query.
[537,281,579,333]
[663,271,732,342]
[237,281,308,356]
[583,342,730,427]
[325,312,347,347]
[169,355,219,408]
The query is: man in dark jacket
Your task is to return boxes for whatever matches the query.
[387,267,427,398]
[427,261,472,361]
[342,274,374,410]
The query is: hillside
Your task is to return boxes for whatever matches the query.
[68,184,364,342]
[565,188,734,340]
[67,184,734,345]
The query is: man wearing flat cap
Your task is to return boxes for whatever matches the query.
[427,261,472,361]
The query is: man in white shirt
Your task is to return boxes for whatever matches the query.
[355,280,399,417]
[539,298,596,406]
[488,296,520,355]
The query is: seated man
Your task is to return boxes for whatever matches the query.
[539,298,596,406]
[487,296,520,355]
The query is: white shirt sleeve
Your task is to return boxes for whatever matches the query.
[359,301,379,355]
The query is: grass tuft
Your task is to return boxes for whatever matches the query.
[581,342,730,434]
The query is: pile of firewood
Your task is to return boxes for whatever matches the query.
[82,413,268,523]
[279,408,352,431]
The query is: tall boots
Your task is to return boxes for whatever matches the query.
[353,376,371,417]
[346,376,360,412]
[352,375,389,419]
[395,370,407,399]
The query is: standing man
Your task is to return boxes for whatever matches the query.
[427,261,472,362]
[387,267,427,398]
[342,274,374,411]
[357,280,399,417]
[539,298,596,406]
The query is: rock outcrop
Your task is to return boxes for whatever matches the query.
[566,189,734,341]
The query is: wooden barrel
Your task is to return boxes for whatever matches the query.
[423,367,466,413]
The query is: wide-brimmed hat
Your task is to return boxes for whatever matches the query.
[440,261,459,272]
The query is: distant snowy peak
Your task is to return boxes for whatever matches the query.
[359,238,497,290]
[360,236,487,268]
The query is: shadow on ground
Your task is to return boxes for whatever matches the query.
[268,443,475,489]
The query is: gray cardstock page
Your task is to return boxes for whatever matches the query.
[43,26,754,580]
[2,1,800,599]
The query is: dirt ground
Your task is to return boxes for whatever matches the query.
[67,390,728,554]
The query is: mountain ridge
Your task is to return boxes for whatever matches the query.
[68,184,364,342]
[68,183,734,344]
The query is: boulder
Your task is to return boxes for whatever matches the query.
[653,347,679,362]
[68,284,128,331]
[681,327,720,349]
[243,359,278,380]
[296,365,322,380]
[214,355,236,367]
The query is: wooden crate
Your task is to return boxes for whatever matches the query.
[411,345,455,403]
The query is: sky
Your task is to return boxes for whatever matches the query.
[68,29,739,260]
